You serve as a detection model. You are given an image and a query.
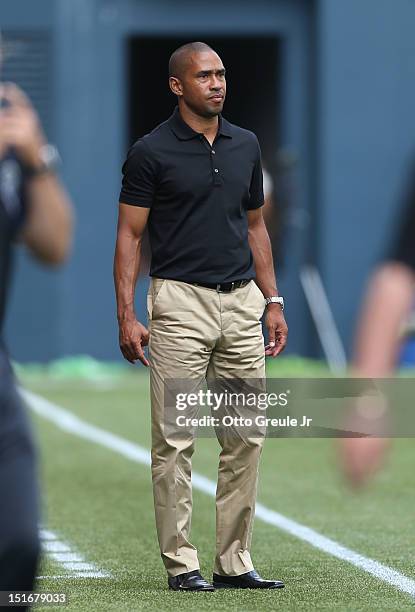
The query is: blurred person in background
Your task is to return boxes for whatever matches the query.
[0,32,73,598]
[260,167,274,230]
[340,163,415,487]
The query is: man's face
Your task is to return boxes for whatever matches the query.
[175,51,226,117]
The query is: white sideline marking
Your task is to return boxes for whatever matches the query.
[23,388,415,598]
[39,527,111,579]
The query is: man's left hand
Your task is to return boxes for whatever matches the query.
[264,304,288,357]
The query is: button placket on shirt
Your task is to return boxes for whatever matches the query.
[198,134,222,186]
[210,143,222,186]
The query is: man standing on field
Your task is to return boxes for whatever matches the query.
[114,42,287,592]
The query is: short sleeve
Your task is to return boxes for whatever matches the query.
[119,139,157,207]
[247,137,265,210]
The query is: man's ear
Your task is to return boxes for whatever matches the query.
[169,76,183,97]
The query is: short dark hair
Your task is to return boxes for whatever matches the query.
[168,41,215,79]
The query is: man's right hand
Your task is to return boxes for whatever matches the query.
[118,319,150,366]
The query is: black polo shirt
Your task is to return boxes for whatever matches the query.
[119,106,264,283]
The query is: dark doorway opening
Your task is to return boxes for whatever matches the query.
[128,35,280,169]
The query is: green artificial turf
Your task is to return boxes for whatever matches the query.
[16,359,415,611]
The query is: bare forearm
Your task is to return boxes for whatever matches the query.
[114,230,142,323]
[353,263,415,376]
[23,174,74,264]
[248,220,279,296]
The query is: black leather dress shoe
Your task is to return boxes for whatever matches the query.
[213,569,285,589]
[168,569,215,591]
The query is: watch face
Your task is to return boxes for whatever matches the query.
[265,297,284,309]
[39,144,61,169]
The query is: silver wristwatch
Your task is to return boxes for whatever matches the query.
[265,296,284,310]
[27,144,61,177]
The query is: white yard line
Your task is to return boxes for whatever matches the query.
[38,528,111,579]
[22,387,415,597]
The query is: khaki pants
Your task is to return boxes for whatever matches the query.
[147,278,266,577]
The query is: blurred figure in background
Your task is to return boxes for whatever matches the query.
[353,164,415,377]
[340,162,415,487]
[260,167,274,231]
[0,32,73,598]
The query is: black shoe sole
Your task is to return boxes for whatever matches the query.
[168,586,215,592]
[213,581,285,590]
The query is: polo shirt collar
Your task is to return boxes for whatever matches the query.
[169,106,233,140]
